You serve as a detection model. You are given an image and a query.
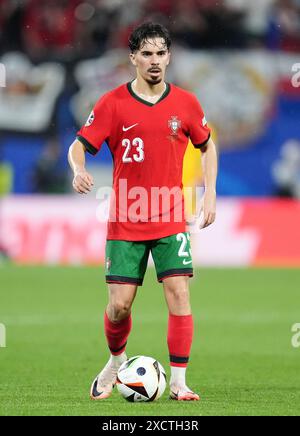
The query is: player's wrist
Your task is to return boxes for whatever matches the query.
[74,167,86,176]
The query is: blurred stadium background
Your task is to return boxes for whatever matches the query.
[0,0,300,416]
[0,0,300,266]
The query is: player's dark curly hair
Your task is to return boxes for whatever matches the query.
[129,22,171,53]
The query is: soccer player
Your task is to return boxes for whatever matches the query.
[68,22,217,401]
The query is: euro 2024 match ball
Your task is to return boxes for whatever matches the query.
[116,356,167,402]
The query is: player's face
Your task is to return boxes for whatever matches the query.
[130,38,170,85]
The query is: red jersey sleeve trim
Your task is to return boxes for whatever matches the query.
[77,135,98,156]
[193,132,211,149]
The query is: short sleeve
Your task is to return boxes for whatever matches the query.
[189,95,211,149]
[76,94,112,155]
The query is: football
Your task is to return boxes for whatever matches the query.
[116,356,167,402]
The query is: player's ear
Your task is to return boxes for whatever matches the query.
[166,50,171,66]
[129,53,137,67]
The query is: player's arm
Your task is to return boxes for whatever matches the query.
[68,139,94,194]
[199,137,218,228]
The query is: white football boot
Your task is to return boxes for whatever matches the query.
[90,354,127,400]
[169,385,200,401]
[169,367,200,401]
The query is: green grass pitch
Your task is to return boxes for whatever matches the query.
[0,265,300,416]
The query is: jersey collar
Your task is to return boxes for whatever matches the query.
[127,81,171,107]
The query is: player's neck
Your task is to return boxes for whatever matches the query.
[132,78,166,103]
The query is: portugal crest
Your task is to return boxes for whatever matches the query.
[168,116,181,136]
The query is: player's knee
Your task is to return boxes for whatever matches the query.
[110,300,131,322]
[166,286,190,305]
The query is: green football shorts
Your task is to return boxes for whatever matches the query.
[105,232,193,286]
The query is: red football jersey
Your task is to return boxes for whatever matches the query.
[77,82,210,241]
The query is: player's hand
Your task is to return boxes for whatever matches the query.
[199,189,216,229]
[72,170,94,194]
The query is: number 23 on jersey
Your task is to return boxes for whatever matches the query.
[122,137,144,163]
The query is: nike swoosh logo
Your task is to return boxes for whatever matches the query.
[123,123,138,132]
[183,259,193,265]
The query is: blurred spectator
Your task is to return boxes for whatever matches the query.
[84,0,135,53]
[225,0,275,46]
[170,0,209,49]
[267,0,300,51]
[31,138,69,193]
[2,0,299,58]
[142,0,173,24]
[171,0,247,49]
[22,0,82,61]
[101,0,147,49]
[0,0,24,53]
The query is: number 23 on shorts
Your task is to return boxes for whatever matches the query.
[176,232,192,266]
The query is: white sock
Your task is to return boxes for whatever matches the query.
[170,366,187,388]
[109,352,127,367]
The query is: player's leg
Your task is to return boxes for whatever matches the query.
[90,283,137,400]
[162,276,199,401]
[151,232,199,401]
[104,282,137,361]
[90,239,149,400]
